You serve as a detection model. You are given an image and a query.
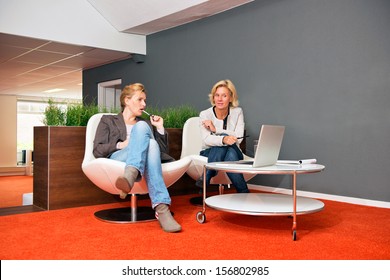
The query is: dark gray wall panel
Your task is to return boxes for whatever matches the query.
[83,0,390,202]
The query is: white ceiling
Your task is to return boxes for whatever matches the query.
[0,0,252,101]
[0,33,132,100]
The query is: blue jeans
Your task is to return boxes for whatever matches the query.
[110,121,171,207]
[201,144,249,193]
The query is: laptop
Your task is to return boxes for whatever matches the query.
[215,124,285,168]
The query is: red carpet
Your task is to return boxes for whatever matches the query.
[0,192,389,260]
[0,175,33,208]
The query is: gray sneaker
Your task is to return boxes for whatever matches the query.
[115,166,139,199]
[155,204,182,233]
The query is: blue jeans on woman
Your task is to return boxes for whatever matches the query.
[200,144,249,193]
[109,121,171,207]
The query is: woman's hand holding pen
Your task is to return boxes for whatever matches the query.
[150,114,164,129]
[143,109,164,129]
[222,135,238,145]
[223,135,248,145]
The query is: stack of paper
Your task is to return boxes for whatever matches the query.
[277,159,317,165]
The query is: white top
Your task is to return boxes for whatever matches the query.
[199,106,245,149]
[126,124,133,139]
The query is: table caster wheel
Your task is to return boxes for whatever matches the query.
[196,211,206,224]
[292,230,297,241]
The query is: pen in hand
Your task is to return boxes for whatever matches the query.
[142,110,152,116]
[237,135,249,139]
[142,110,155,121]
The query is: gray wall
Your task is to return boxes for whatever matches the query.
[83,0,390,202]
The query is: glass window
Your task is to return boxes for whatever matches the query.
[16,100,68,152]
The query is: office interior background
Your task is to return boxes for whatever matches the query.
[1,0,389,206]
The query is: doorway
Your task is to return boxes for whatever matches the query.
[97,79,122,111]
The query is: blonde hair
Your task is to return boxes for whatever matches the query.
[120,83,146,111]
[208,79,239,108]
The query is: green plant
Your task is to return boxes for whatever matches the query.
[43,99,66,126]
[143,105,198,128]
[65,103,100,126]
[43,99,119,126]
[43,99,197,128]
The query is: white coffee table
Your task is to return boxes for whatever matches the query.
[196,162,325,240]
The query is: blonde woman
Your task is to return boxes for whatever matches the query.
[198,79,249,193]
[93,83,181,233]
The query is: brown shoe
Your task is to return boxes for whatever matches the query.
[115,166,139,199]
[155,204,182,233]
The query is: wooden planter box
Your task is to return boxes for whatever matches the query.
[33,126,121,210]
[166,128,183,160]
[33,126,196,210]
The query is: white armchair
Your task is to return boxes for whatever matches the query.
[82,113,191,223]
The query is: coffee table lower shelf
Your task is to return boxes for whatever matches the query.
[196,193,324,240]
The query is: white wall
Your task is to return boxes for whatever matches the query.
[0,96,17,167]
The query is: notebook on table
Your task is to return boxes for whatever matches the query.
[214,124,285,168]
